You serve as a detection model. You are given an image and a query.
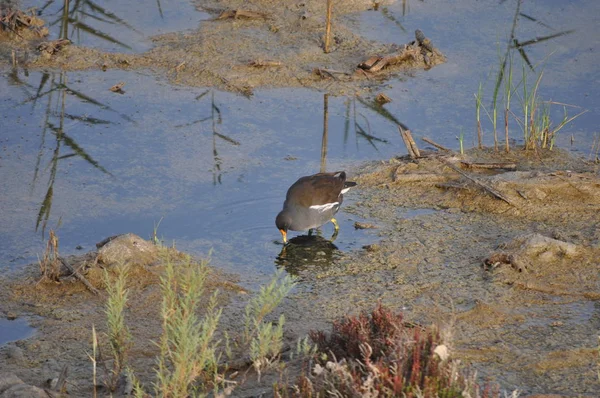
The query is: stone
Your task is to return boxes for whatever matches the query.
[4,346,25,365]
[0,383,49,398]
[0,374,23,394]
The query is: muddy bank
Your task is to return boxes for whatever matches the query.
[0,234,248,397]
[1,0,445,95]
[280,148,600,395]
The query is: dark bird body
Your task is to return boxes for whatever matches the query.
[276,171,356,243]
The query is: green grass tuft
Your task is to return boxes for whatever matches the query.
[244,270,296,379]
[154,253,222,397]
[103,263,133,391]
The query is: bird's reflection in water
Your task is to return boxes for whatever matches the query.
[275,235,340,275]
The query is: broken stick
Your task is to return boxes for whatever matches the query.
[60,257,99,295]
[422,137,451,152]
[438,159,516,206]
[460,161,517,170]
[398,126,420,159]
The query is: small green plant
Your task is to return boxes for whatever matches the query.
[491,76,500,151]
[510,67,586,150]
[103,263,133,391]
[151,217,164,246]
[476,55,584,153]
[154,254,222,397]
[292,335,318,360]
[457,129,464,155]
[243,270,296,379]
[128,368,146,398]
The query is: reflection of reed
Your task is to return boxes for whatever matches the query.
[211,91,222,185]
[493,0,574,103]
[38,0,144,49]
[320,94,329,173]
[342,97,392,151]
[177,90,240,185]
[10,71,115,235]
[380,6,406,32]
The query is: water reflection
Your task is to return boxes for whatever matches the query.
[8,69,114,235]
[39,0,138,49]
[320,94,329,173]
[175,90,241,185]
[342,97,395,154]
[275,235,340,276]
[28,0,200,53]
[493,1,575,102]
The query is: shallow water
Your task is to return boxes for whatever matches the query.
[2,0,598,276]
[22,0,206,53]
[0,318,35,346]
[0,71,397,276]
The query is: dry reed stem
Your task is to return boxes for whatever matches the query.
[398,126,420,159]
[324,0,333,53]
[422,137,451,152]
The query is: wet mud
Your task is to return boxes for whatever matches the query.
[283,148,600,396]
[1,0,444,95]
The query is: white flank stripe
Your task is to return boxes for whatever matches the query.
[309,202,339,212]
[340,187,351,194]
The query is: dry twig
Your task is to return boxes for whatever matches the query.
[422,137,451,152]
[438,159,516,206]
[60,257,100,295]
[398,126,420,159]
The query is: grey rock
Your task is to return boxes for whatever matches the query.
[4,346,25,365]
[0,374,23,394]
[0,383,48,398]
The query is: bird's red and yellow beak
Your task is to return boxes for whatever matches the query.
[279,229,287,244]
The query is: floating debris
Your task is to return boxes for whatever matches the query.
[375,93,392,105]
[354,221,378,230]
[109,82,126,94]
[0,7,48,38]
[38,39,71,56]
[358,29,444,73]
[216,9,267,20]
[248,59,282,68]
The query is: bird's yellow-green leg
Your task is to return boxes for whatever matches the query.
[331,218,340,231]
[330,218,339,242]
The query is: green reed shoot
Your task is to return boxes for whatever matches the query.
[457,129,464,155]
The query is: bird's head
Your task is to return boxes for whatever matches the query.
[275,210,292,244]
